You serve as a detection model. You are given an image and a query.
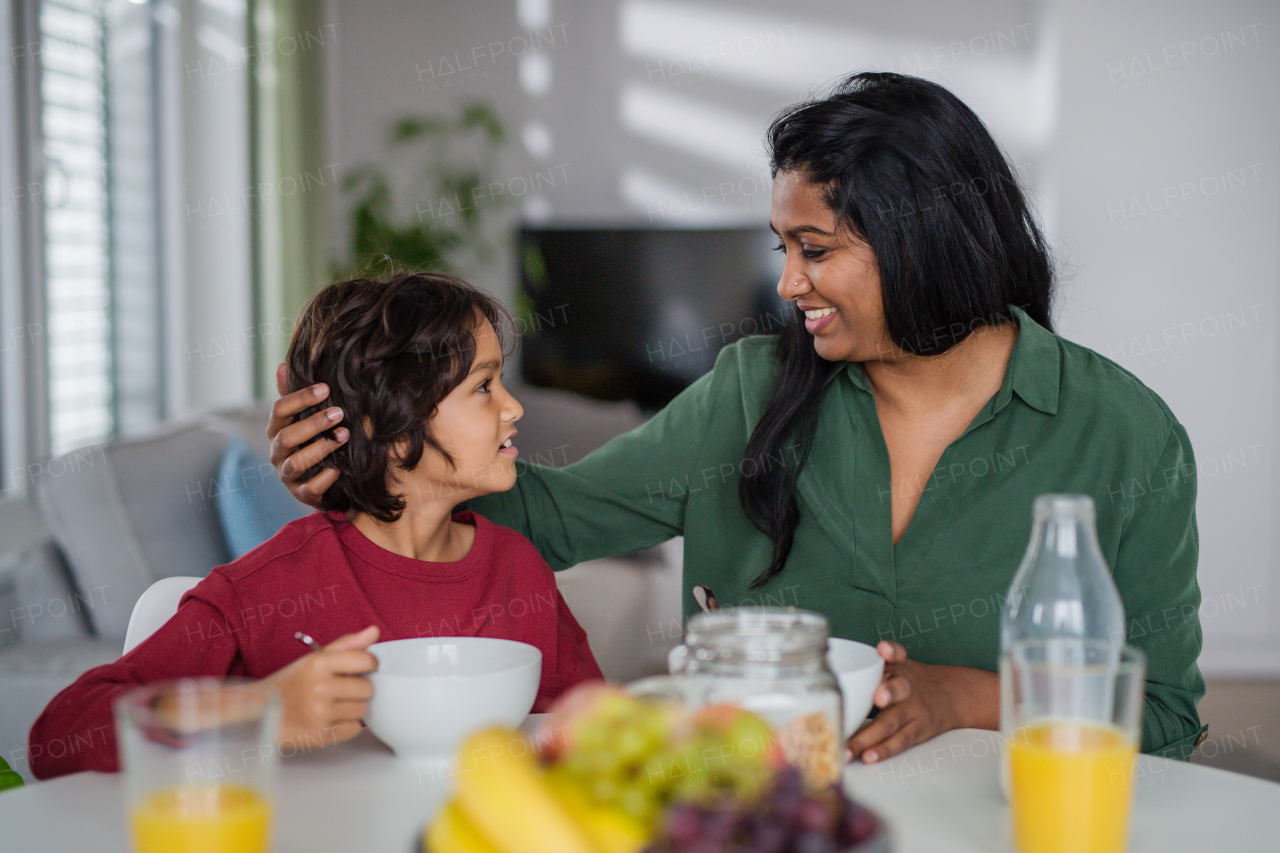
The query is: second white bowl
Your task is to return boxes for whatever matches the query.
[364,637,541,762]
[828,638,885,738]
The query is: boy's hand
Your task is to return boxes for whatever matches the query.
[268,363,347,509]
[265,625,379,747]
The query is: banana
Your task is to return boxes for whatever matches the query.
[454,727,597,853]
[424,801,503,853]
[545,772,649,853]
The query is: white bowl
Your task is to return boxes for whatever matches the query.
[828,638,885,738]
[364,637,541,762]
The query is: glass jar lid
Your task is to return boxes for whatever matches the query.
[684,607,830,665]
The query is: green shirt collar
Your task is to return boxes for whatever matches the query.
[1003,304,1060,416]
[838,304,1060,417]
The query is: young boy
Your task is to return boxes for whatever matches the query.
[29,272,602,779]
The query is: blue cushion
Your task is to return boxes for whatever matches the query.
[214,436,311,558]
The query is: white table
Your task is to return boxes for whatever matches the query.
[2,725,1278,852]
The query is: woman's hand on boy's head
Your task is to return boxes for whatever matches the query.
[269,363,347,509]
[264,625,380,748]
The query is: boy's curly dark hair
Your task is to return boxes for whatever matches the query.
[286,271,512,523]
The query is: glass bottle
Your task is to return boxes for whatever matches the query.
[998,494,1127,795]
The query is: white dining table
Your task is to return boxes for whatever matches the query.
[2,722,1278,852]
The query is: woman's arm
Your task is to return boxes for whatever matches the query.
[269,351,736,569]
[1110,422,1207,759]
[467,372,720,568]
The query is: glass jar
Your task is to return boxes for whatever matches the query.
[664,608,843,787]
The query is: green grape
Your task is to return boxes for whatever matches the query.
[617,778,657,823]
[615,726,648,762]
[590,773,621,803]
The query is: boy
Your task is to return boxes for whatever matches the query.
[29,272,602,779]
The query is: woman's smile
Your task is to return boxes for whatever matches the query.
[800,304,838,333]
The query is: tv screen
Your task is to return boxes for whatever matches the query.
[517,227,787,410]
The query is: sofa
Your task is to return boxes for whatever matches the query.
[0,387,683,783]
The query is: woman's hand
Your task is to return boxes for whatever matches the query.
[267,363,348,508]
[845,641,999,764]
[263,625,379,747]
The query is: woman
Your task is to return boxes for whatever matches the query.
[268,72,1206,764]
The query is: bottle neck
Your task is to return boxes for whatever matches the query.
[1037,515,1086,559]
[1004,495,1125,644]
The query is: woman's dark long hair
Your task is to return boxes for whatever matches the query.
[739,71,1055,588]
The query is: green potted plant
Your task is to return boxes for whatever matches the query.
[338,101,508,275]
[0,755,23,791]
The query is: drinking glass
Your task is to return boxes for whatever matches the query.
[1007,639,1145,853]
[115,679,282,853]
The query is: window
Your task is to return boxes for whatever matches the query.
[2,0,290,494]
[0,0,168,477]
[39,0,112,455]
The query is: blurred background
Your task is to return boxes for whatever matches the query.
[0,0,1276,780]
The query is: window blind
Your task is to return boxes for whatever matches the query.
[40,0,112,455]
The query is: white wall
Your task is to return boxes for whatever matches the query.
[160,0,257,416]
[1048,0,1278,674]
[328,0,1280,674]
[324,0,529,306]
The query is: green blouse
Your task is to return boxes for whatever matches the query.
[472,306,1206,758]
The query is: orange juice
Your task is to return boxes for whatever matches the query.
[1010,720,1137,853]
[129,783,272,853]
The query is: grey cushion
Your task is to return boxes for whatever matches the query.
[38,421,233,636]
[108,424,231,585]
[0,539,92,644]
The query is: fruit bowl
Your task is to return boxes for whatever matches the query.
[422,684,893,853]
[364,637,540,763]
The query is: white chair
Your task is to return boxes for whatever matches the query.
[122,576,202,655]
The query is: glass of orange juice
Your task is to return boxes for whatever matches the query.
[1007,639,1146,853]
[115,679,282,853]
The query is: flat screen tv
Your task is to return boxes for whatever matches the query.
[517,227,787,410]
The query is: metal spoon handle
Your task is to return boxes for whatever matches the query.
[294,631,324,652]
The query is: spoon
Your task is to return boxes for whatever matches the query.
[294,631,324,652]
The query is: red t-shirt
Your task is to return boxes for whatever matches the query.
[28,510,602,779]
